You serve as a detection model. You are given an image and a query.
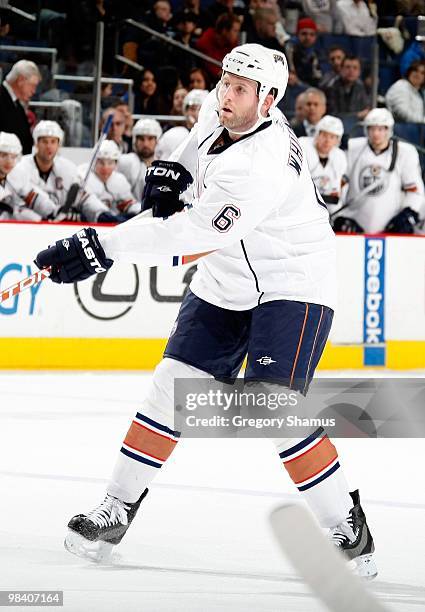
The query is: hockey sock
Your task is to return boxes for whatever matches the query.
[107,411,180,503]
[275,427,353,528]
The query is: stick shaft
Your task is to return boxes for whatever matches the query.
[0,267,51,305]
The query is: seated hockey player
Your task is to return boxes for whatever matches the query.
[117,118,162,201]
[0,131,57,221]
[35,44,377,578]
[334,108,425,234]
[13,120,120,223]
[78,140,140,220]
[155,89,209,160]
[299,115,347,212]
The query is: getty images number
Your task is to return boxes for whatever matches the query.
[212,204,241,232]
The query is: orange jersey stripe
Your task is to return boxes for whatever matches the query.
[182,251,214,264]
[124,420,177,461]
[283,436,338,485]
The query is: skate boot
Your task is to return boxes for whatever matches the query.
[330,490,378,580]
[64,488,148,562]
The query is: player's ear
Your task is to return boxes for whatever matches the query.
[261,93,275,117]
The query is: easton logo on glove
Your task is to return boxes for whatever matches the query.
[141,160,193,218]
[146,165,183,180]
[76,229,109,273]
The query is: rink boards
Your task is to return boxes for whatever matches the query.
[0,221,424,370]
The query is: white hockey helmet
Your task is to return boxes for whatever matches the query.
[33,120,64,145]
[183,89,208,111]
[97,139,121,161]
[315,115,344,140]
[0,131,22,155]
[220,43,289,134]
[363,108,394,137]
[132,118,162,147]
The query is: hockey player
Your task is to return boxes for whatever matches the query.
[35,44,376,577]
[0,131,57,221]
[13,120,117,223]
[117,118,162,201]
[334,108,425,234]
[299,115,346,210]
[78,140,140,219]
[155,89,209,160]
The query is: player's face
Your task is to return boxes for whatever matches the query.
[185,104,201,125]
[0,151,18,176]
[218,73,271,134]
[135,135,157,159]
[95,158,116,182]
[315,131,339,156]
[367,125,390,150]
[36,137,60,164]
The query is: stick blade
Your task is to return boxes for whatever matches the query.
[270,504,386,612]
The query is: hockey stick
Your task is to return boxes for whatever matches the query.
[270,504,387,612]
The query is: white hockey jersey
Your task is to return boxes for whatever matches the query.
[100,90,337,311]
[2,163,57,221]
[78,166,139,217]
[117,153,148,201]
[341,137,425,233]
[13,154,108,223]
[300,136,347,210]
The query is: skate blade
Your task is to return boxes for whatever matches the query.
[348,553,378,580]
[64,529,115,564]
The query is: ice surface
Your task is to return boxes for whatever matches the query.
[0,372,424,612]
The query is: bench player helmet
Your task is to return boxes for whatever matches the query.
[220,43,289,134]
[0,131,22,155]
[33,120,64,145]
[97,139,121,161]
[363,108,394,137]
[132,118,162,148]
[183,89,208,111]
[315,115,344,141]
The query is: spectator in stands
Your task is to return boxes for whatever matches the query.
[289,91,307,127]
[319,45,347,89]
[299,115,347,210]
[180,0,209,33]
[0,60,41,154]
[300,0,342,33]
[385,60,425,124]
[118,118,162,201]
[325,55,370,120]
[170,86,189,116]
[0,131,56,222]
[285,17,323,87]
[112,101,134,152]
[101,107,129,154]
[203,0,234,30]
[337,0,377,36]
[188,67,211,90]
[292,87,326,137]
[196,13,241,80]
[247,8,286,51]
[135,68,161,114]
[400,38,425,78]
[172,11,200,83]
[278,70,308,116]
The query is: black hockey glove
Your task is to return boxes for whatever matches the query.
[141,160,193,218]
[333,216,364,234]
[384,207,419,234]
[34,227,113,284]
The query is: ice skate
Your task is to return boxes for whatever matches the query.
[330,489,377,580]
[64,488,148,562]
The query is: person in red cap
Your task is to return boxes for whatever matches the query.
[284,16,323,87]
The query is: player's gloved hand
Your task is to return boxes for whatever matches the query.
[97,211,129,224]
[384,207,419,234]
[333,216,364,234]
[141,160,193,218]
[0,199,13,215]
[34,227,113,284]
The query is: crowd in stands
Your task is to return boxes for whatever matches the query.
[0,1,424,233]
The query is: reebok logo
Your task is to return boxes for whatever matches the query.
[157,186,172,192]
[62,239,70,250]
[256,356,276,366]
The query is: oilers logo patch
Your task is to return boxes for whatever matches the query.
[359,164,387,196]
